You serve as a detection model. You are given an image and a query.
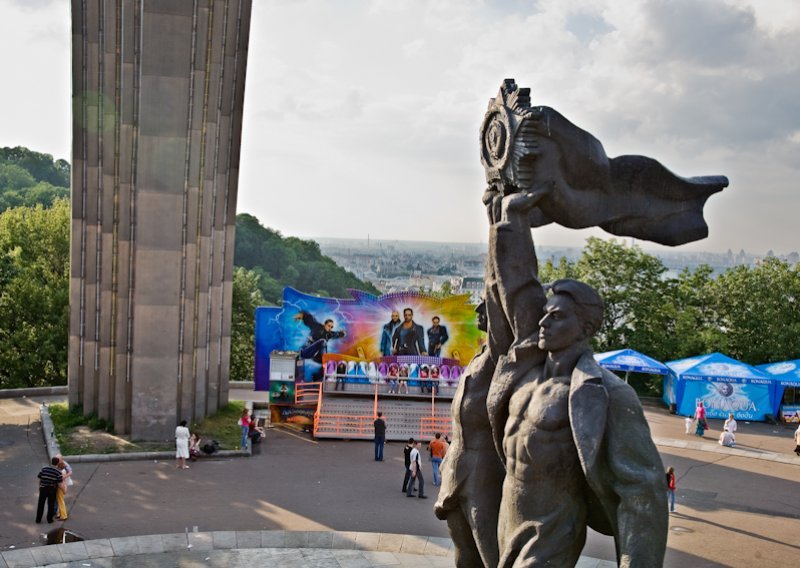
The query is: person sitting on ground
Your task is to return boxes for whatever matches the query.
[189,433,202,461]
[793,424,800,457]
[248,415,265,444]
[718,427,735,447]
[723,413,737,443]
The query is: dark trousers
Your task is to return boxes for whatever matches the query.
[36,485,57,523]
[374,436,385,461]
[406,468,425,497]
[402,468,412,492]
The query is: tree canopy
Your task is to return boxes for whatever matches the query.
[0,147,70,212]
[0,200,70,389]
[233,213,379,304]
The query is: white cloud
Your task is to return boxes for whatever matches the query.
[1,0,799,254]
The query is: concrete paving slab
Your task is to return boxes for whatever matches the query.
[54,541,87,562]
[259,529,285,548]
[27,546,62,566]
[83,538,113,558]
[0,548,36,568]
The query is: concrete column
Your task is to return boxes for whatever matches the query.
[69,0,252,440]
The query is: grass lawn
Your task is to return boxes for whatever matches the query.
[48,401,247,455]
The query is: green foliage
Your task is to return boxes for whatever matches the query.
[233,213,379,303]
[230,267,265,381]
[0,200,69,389]
[0,147,69,212]
[192,400,247,450]
[708,258,800,363]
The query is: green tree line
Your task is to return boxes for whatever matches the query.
[1,146,69,212]
[3,148,799,389]
[0,148,380,386]
[540,237,800,394]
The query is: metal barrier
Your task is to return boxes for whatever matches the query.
[419,415,453,440]
[295,382,322,406]
[314,413,375,438]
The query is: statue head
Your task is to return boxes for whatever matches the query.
[539,279,603,352]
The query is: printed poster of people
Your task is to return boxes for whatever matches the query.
[254,287,483,392]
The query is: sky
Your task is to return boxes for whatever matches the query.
[1,0,799,255]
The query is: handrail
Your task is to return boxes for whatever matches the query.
[315,412,376,437]
[295,381,322,406]
[419,415,453,440]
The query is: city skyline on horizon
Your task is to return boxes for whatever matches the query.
[2,0,799,256]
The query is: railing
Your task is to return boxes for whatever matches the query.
[314,413,376,437]
[295,382,322,406]
[419,415,453,440]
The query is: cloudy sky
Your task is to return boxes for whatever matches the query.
[1,0,799,254]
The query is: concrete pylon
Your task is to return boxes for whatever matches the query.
[69,0,252,440]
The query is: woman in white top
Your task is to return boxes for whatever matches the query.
[175,420,191,469]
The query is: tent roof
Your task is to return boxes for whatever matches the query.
[756,360,800,387]
[594,348,669,375]
[666,352,771,384]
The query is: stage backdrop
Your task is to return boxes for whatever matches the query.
[255,288,483,390]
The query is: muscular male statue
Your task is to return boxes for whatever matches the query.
[486,191,667,567]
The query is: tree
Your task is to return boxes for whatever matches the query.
[0,200,70,389]
[1,148,70,213]
[233,213,379,303]
[229,267,265,381]
[708,259,800,363]
[573,238,669,354]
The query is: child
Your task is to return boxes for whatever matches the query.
[666,466,676,512]
[684,416,693,435]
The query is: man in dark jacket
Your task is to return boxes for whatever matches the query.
[392,308,425,355]
[373,412,386,461]
[294,310,346,380]
[427,316,449,357]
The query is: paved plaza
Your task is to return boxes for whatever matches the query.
[1,391,798,567]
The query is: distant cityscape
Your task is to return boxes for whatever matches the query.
[317,237,800,302]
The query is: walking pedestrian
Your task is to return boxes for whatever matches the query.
[406,440,427,499]
[666,466,676,512]
[373,412,386,461]
[694,401,707,436]
[401,438,414,493]
[36,457,63,524]
[175,420,190,469]
[238,408,250,449]
[428,432,448,486]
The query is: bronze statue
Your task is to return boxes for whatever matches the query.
[437,79,727,567]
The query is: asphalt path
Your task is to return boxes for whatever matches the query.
[1,394,798,567]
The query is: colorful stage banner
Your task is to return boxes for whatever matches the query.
[255,287,483,390]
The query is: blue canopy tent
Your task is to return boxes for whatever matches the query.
[756,360,800,422]
[594,349,669,377]
[663,352,775,421]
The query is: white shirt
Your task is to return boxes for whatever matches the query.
[719,430,735,447]
[175,425,190,442]
[723,417,737,433]
[409,447,420,472]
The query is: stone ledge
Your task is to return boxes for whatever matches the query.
[0,531,455,567]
